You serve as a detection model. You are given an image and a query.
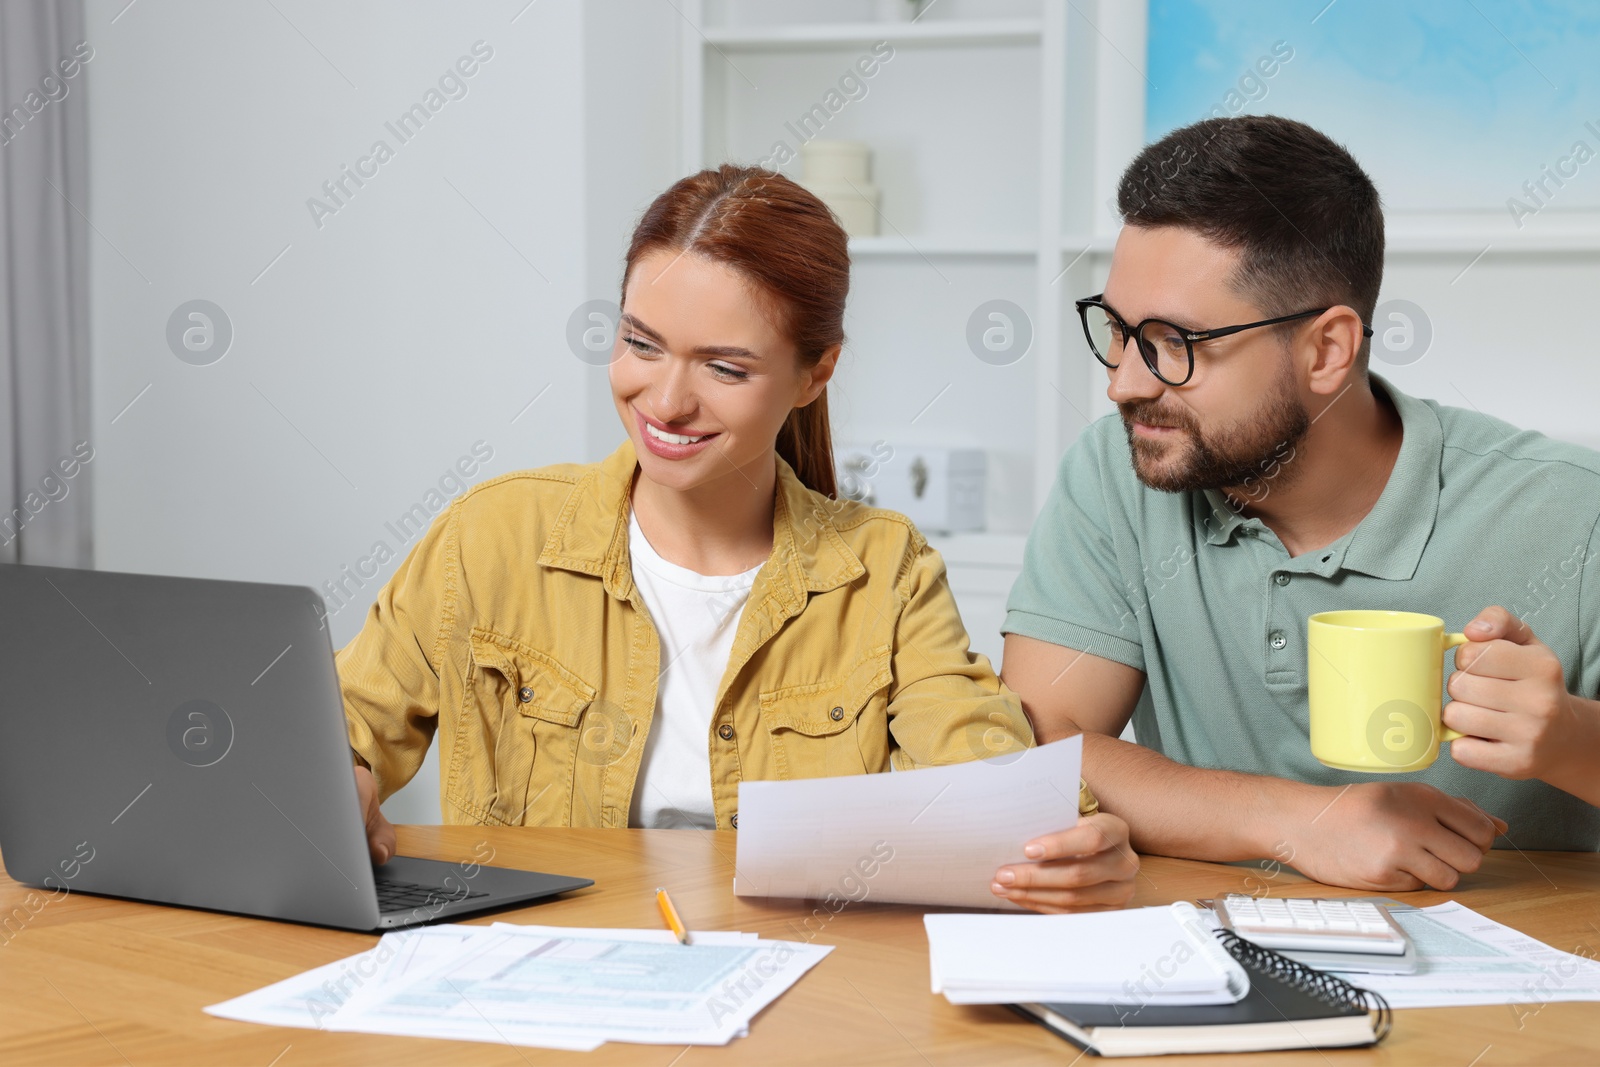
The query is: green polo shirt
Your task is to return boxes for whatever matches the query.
[1005,375,1600,850]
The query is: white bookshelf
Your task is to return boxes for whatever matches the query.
[700,18,1043,49]
[680,2,1127,517]
[848,234,1037,257]
[678,1,1146,651]
[1383,230,1600,255]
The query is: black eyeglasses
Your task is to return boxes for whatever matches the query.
[1074,295,1375,387]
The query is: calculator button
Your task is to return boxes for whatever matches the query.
[1219,896,1409,955]
[1286,901,1325,927]
[1315,902,1359,931]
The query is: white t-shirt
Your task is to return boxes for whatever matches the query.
[626,511,763,829]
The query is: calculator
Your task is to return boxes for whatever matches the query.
[1211,894,1420,975]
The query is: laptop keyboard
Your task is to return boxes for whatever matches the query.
[374,878,489,914]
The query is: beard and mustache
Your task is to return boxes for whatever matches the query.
[1119,361,1310,495]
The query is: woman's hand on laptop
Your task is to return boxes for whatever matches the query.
[354,765,397,865]
[990,812,1141,913]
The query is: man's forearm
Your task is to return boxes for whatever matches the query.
[1082,732,1320,862]
[1543,694,1600,806]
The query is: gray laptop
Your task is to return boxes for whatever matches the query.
[0,562,592,930]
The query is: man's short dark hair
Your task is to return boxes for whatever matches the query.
[1117,115,1383,362]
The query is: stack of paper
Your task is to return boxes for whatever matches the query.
[207,923,831,1050]
[925,903,1250,1006]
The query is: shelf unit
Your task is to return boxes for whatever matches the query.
[1383,230,1600,255]
[675,0,1153,661]
[699,18,1044,49]
[678,0,1120,539]
[848,234,1038,258]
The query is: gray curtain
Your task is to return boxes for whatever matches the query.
[0,0,92,567]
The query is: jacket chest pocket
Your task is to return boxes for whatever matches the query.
[450,628,597,826]
[759,645,893,779]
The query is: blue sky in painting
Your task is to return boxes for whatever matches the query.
[1145,0,1600,213]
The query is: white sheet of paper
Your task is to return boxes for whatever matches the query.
[203,925,483,1032]
[925,903,1250,1005]
[488,922,760,945]
[734,735,1082,910]
[1329,901,1600,1009]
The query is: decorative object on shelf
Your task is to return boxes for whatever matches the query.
[835,443,986,534]
[683,5,1083,518]
[798,140,880,238]
[837,451,879,506]
[874,0,925,22]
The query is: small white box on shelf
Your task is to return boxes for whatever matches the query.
[798,140,880,237]
[835,442,986,534]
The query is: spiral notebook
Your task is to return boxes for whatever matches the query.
[1012,930,1391,1057]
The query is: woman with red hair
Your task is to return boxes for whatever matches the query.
[339,165,1137,912]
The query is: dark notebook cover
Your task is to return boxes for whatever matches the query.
[1012,930,1388,1053]
[1021,963,1365,1029]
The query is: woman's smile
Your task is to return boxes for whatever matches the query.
[635,407,721,458]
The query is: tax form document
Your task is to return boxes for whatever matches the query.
[734,735,1083,910]
[205,925,482,1034]
[1329,901,1600,1009]
[205,925,794,1049]
[324,925,831,1047]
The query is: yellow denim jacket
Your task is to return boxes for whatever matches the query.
[339,440,1097,829]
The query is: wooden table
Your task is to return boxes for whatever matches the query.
[3,828,1598,1065]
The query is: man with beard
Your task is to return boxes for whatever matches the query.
[990,115,1600,911]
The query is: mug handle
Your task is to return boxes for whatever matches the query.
[1441,631,1470,742]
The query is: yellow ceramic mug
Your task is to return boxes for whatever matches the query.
[1308,610,1468,772]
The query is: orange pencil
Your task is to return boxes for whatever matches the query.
[656,886,690,945]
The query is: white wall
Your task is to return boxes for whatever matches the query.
[581,1,684,461]
[85,0,602,822]
[1370,254,1600,451]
